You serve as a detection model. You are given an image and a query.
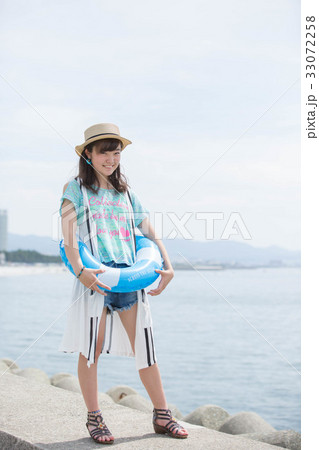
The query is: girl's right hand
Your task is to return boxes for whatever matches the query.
[78,267,111,295]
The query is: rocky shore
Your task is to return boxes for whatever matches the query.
[0,358,301,449]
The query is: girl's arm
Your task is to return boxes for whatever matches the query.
[137,216,174,296]
[61,198,83,275]
[61,190,110,295]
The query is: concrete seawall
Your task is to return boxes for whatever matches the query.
[0,372,287,449]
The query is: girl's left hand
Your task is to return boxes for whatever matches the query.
[147,268,174,296]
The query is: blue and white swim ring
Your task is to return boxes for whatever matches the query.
[59,235,164,293]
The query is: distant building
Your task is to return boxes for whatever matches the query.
[0,252,5,265]
[0,209,8,252]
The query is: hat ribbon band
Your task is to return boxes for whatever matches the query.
[85,132,120,142]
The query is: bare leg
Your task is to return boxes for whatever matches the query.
[139,363,168,409]
[77,306,114,442]
[118,304,188,436]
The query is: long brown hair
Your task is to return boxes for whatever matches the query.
[78,138,130,195]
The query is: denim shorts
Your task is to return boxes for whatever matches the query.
[101,261,138,314]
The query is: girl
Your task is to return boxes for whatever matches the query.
[59,123,188,444]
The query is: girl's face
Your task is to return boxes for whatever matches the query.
[86,143,122,177]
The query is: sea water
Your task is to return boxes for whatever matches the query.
[0,266,300,432]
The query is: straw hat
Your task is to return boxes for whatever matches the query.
[75,123,132,156]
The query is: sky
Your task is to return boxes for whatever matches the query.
[0,0,300,250]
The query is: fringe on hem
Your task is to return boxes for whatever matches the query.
[105,296,139,315]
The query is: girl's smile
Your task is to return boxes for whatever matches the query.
[102,164,116,171]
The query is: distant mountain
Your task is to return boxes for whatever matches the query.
[161,238,300,266]
[7,233,300,266]
[8,233,61,256]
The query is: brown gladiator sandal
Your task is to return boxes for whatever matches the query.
[153,407,189,439]
[86,409,115,445]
